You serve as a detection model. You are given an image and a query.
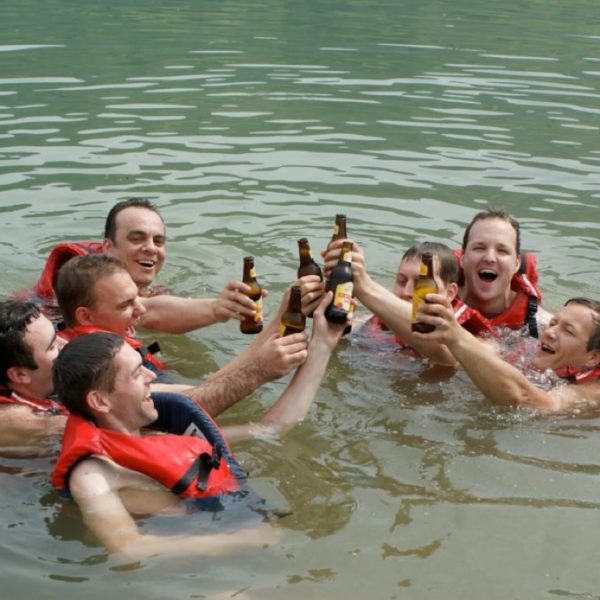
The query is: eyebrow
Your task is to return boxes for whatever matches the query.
[127,229,166,240]
[131,357,144,377]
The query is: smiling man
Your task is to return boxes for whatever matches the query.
[32,198,260,334]
[413,295,600,412]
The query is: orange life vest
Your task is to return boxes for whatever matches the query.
[52,414,241,498]
[455,250,542,337]
[58,324,166,372]
[554,366,600,385]
[0,386,68,415]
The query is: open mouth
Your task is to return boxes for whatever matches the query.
[137,259,156,269]
[540,343,556,354]
[478,269,498,283]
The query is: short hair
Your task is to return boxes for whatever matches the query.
[55,254,128,328]
[461,209,521,256]
[401,242,459,285]
[53,332,124,419]
[103,198,163,243]
[564,298,600,352]
[0,300,41,385]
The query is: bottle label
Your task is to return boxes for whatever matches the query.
[249,267,256,278]
[278,322,286,337]
[254,297,263,324]
[332,224,339,236]
[333,282,353,312]
[411,286,437,322]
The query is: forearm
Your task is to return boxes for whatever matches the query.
[447,330,557,410]
[358,277,457,366]
[139,295,218,333]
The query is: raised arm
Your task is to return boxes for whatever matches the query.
[69,457,279,556]
[222,291,347,443]
[138,280,259,333]
[413,294,567,411]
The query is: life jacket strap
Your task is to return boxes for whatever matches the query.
[526,296,539,338]
[171,444,223,495]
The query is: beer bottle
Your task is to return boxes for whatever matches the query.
[240,256,263,334]
[328,214,347,250]
[411,252,438,333]
[278,286,306,337]
[325,240,353,324]
[297,238,323,281]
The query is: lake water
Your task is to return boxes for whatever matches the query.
[1,0,600,598]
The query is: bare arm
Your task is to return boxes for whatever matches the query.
[138,280,258,333]
[323,239,457,366]
[222,291,347,443]
[69,458,279,556]
[0,406,66,456]
[414,294,577,412]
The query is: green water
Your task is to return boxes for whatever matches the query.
[1,1,600,598]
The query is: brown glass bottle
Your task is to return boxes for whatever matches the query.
[328,214,347,250]
[325,240,353,324]
[240,256,263,334]
[411,252,438,333]
[297,238,323,281]
[278,286,306,337]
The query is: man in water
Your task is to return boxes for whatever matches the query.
[51,293,347,556]
[413,295,600,411]
[54,253,309,415]
[33,197,260,333]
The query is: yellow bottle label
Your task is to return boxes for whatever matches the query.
[332,224,339,236]
[411,286,437,321]
[254,297,263,324]
[333,282,353,311]
[249,267,256,278]
[278,322,286,337]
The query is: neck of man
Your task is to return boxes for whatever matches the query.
[459,286,516,319]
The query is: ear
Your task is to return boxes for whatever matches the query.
[6,366,31,386]
[101,238,113,253]
[584,349,600,370]
[446,282,459,302]
[74,306,93,326]
[86,389,111,415]
[514,253,522,275]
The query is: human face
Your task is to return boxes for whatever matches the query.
[85,272,146,336]
[105,344,158,433]
[103,207,166,292]
[393,256,450,303]
[460,218,521,315]
[23,314,66,398]
[533,303,599,373]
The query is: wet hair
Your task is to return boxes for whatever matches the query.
[401,241,459,285]
[53,332,124,419]
[103,198,163,243]
[564,297,600,351]
[0,300,41,385]
[55,254,128,328]
[461,209,521,256]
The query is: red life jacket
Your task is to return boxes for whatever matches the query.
[33,242,103,301]
[52,414,240,498]
[455,250,542,337]
[0,386,68,415]
[59,324,167,372]
[554,365,600,385]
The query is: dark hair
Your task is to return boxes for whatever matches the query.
[461,209,521,256]
[0,301,41,385]
[55,254,128,327]
[103,198,163,242]
[53,332,124,418]
[564,297,600,351]
[401,242,459,285]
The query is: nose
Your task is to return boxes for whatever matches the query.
[133,297,147,318]
[143,366,157,384]
[141,237,157,253]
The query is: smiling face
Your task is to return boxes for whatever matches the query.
[103,206,166,293]
[79,271,146,336]
[533,302,600,373]
[22,314,65,398]
[460,218,521,317]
